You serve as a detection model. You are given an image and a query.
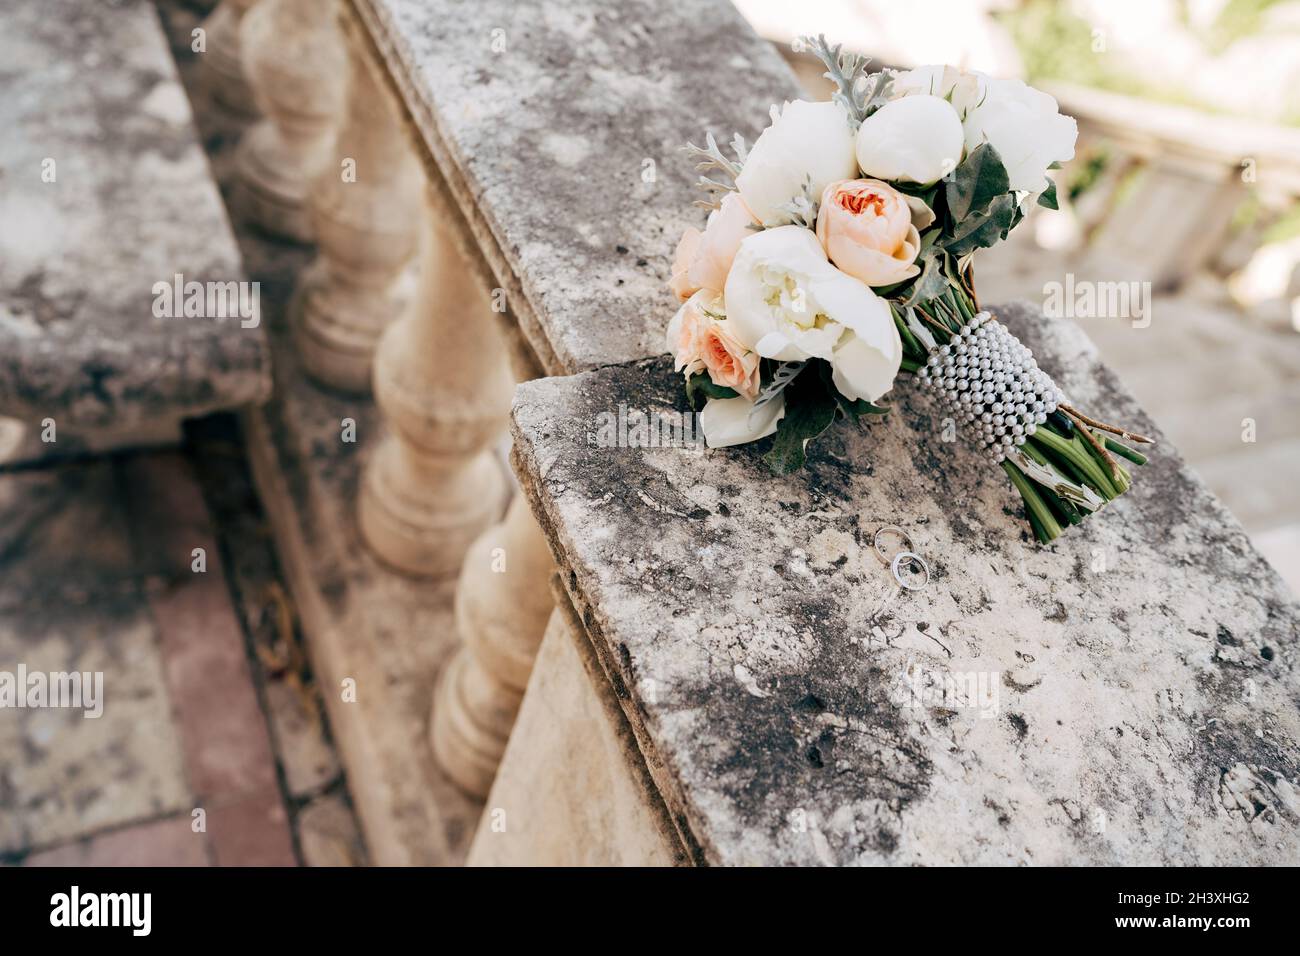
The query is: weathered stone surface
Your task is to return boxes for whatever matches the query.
[241,249,487,865]
[348,0,800,373]
[0,463,190,857]
[511,300,1300,866]
[296,790,368,867]
[182,415,345,802]
[468,607,689,866]
[0,0,268,435]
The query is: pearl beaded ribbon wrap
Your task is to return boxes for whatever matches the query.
[915,311,1066,464]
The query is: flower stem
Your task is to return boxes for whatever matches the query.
[1003,459,1061,542]
[1104,436,1147,465]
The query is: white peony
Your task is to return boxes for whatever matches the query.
[890,65,986,119]
[723,226,902,402]
[960,76,1077,194]
[734,100,857,227]
[831,328,902,403]
[699,393,785,448]
[854,94,965,186]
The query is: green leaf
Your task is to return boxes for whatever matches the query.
[901,248,951,307]
[1037,179,1059,210]
[685,371,737,409]
[945,142,1010,221]
[1006,198,1025,234]
[943,192,1016,258]
[763,366,838,474]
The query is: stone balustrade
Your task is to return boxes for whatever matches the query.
[198,0,262,118]
[337,0,802,800]
[237,0,347,242]
[292,23,422,393]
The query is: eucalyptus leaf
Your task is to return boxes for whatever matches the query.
[763,367,838,474]
[1037,179,1059,210]
[945,142,1010,221]
[685,371,738,409]
[901,250,949,307]
[943,193,1016,258]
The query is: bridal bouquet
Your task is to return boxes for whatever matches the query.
[666,37,1151,543]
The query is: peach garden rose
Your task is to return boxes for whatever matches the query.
[698,319,760,400]
[669,192,756,301]
[666,290,760,401]
[815,179,921,288]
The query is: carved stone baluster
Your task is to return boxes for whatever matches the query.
[198,0,261,118]
[431,494,556,796]
[293,29,421,393]
[237,0,347,242]
[357,186,514,577]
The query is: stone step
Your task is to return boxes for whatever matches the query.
[1197,437,1300,533]
[1153,384,1300,465]
[1252,522,1300,598]
[0,453,294,865]
[505,301,1300,866]
[0,0,269,452]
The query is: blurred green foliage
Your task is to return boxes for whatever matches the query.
[998,0,1290,112]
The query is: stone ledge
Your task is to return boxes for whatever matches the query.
[0,0,269,435]
[510,300,1300,866]
[348,0,799,374]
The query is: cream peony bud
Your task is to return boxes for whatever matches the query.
[699,393,785,448]
[734,100,857,227]
[854,95,964,186]
[891,65,986,120]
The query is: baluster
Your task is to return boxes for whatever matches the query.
[431,494,555,796]
[293,28,421,393]
[199,0,261,118]
[237,0,347,242]
[357,185,514,577]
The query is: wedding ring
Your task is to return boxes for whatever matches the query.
[872,526,913,565]
[891,551,930,591]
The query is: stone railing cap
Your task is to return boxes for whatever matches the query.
[511,300,1300,866]
[0,0,269,431]
[350,0,800,374]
